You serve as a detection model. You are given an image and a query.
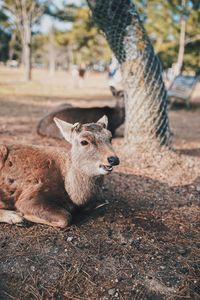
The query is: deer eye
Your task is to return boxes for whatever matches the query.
[81,140,89,146]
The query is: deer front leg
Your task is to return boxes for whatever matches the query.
[21,212,71,228]
[0,209,24,224]
[15,188,72,228]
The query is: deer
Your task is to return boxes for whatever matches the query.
[37,86,125,139]
[0,116,120,228]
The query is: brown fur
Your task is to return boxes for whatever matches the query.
[0,118,119,228]
[37,87,125,139]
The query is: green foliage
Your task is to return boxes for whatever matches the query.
[0,29,10,61]
[32,33,48,64]
[0,8,22,62]
[53,7,111,64]
[45,3,77,22]
[0,10,11,61]
[134,0,200,71]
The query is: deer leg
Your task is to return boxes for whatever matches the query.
[21,212,71,228]
[15,188,71,228]
[0,209,24,224]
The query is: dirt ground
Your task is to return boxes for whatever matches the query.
[0,67,199,300]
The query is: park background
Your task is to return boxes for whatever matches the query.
[0,1,200,299]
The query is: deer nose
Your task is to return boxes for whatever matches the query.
[108,156,120,166]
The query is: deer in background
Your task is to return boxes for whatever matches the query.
[0,116,119,228]
[37,86,125,139]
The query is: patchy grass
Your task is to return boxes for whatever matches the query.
[0,66,110,100]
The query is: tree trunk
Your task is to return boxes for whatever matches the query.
[49,43,56,76]
[9,31,16,60]
[23,22,32,81]
[87,0,170,149]
[176,0,186,76]
[66,46,72,70]
[49,31,56,76]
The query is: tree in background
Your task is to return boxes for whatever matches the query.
[135,0,200,72]
[48,7,111,66]
[44,2,76,73]
[0,0,199,75]
[87,0,170,149]
[2,0,47,80]
[0,10,11,62]
[174,0,200,74]
[48,26,57,76]
[176,0,187,75]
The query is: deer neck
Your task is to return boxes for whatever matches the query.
[65,163,103,207]
[114,101,125,125]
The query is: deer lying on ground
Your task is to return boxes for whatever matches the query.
[0,116,119,228]
[37,86,125,139]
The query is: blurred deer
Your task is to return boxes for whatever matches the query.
[0,116,119,228]
[37,86,125,139]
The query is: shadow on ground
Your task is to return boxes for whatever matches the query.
[0,172,199,300]
[170,101,200,110]
[177,148,200,158]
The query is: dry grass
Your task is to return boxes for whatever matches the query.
[0,66,110,101]
[0,66,200,300]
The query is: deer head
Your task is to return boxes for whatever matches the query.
[54,116,120,176]
[110,86,124,108]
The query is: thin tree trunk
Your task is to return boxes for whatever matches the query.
[49,43,56,76]
[176,0,186,76]
[49,30,56,76]
[87,0,170,149]
[66,47,71,70]
[9,31,16,60]
[23,22,32,81]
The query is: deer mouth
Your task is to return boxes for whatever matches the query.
[100,164,113,174]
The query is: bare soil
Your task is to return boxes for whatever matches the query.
[0,69,199,300]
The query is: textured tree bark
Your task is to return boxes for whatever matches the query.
[87,0,171,149]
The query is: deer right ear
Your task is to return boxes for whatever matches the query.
[54,118,73,143]
[97,115,108,128]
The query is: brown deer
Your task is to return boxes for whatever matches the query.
[37,86,125,139]
[0,116,119,228]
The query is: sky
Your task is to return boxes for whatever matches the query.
[39,0,84,33]
[56,0,84,8]
[39,16,71,33]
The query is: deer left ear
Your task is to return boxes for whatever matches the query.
[97,115,108,128]
[54,117,73,143]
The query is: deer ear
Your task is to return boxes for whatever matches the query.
[72,122,82,132]
[117,90,124,98]
[110,86,124,99]
[110,86,117,97]
[97,115,108,128]
[54,118,73,143]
